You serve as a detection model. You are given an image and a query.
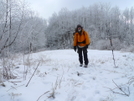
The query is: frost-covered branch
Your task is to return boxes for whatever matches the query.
[37,91,50,101]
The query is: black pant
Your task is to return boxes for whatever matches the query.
[78,47,89,65]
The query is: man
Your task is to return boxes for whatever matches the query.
[73,24,91,67]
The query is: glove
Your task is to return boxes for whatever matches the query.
[74,46,77,52]
[85,45,89,49]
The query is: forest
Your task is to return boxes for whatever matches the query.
[0,0,134,57]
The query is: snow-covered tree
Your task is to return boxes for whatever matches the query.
[45,3,134,50]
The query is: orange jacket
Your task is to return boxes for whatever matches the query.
[73,29,91,47]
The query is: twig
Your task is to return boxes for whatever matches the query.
[110,88,129,96]
[59,72,64,89]
[7,86,17,92]
[48,77,59,99]
[112,80,130,96]
[37,91,50,101]
[105,86,129,96]
[128,77,134,85]
[26,62,40,87]
[47,83,56,99]
[103,69,125,74]
[109,38,117,68]
[7,84,25,92]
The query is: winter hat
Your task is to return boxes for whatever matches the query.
[77,24,82,28]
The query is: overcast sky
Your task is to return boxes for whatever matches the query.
[26,0,134,20]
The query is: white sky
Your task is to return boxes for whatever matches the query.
[26,0,134,20]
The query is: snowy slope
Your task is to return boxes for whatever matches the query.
[0,49,134,101]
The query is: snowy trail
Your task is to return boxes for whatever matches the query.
[0,49,134,101]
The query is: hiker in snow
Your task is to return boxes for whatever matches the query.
[73,24,91,67]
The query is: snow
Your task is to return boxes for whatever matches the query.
[0,49,134,101]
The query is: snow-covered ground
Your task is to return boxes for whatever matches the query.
[0,49,134,101]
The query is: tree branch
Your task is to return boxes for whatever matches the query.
[112,80,130,96]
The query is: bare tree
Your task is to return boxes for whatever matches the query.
[45,3,134,50]
[0,0,25,56]
[0,0,28,80]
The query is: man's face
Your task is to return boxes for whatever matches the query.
[78,27,82,32]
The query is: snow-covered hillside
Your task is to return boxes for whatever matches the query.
[0,49,134,101]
